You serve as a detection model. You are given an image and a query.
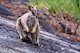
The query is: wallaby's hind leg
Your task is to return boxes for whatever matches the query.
[16,18,24,40]
[31,26,40,46]
[36,26,40,46]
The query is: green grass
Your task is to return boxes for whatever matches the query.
[29,0,80,21]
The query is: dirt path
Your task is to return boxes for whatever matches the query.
[0,16,80,53]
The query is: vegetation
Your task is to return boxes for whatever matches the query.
[29,0,80,21]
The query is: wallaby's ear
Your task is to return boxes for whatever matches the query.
[33,5,38,17]
[28,5,32,11]
[28,5,33,14]
[34,5,37,11]
[27,6,33,15]
[28,5,38,17]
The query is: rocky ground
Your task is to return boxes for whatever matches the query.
[0,0,80,53]
[0,15,80,53]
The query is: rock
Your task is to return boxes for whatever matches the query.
[58,33,80,42]
[39,20,54,34]
[0,11,80,53]
[62,20,77,34]
[0,4,15,16]
[1,0,13,8]
[50,45,61,51]
[59,22,72,34]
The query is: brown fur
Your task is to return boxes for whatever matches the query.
[16,11,40,46]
